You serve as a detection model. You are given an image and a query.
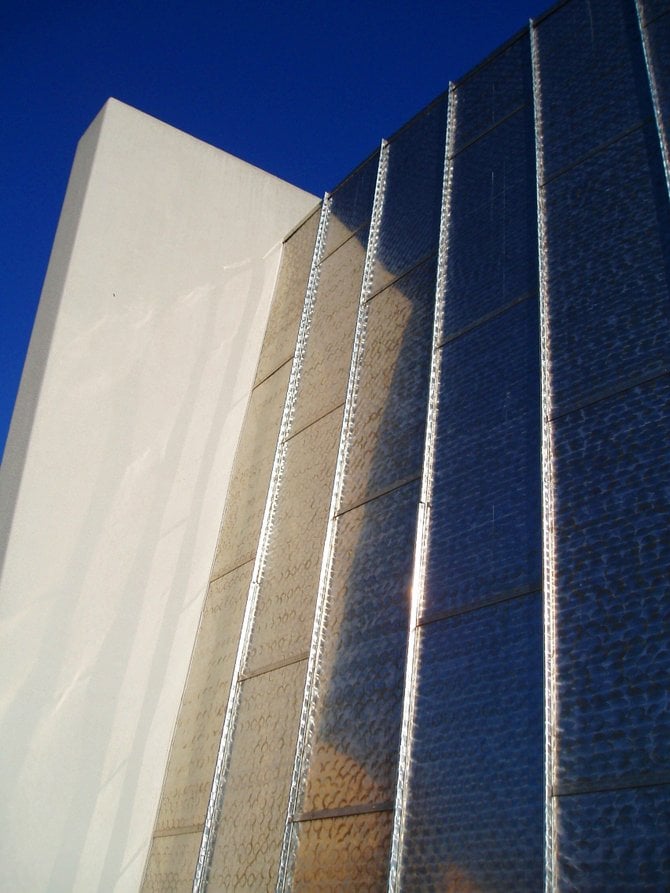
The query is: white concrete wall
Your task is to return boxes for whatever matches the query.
[0,98,317,892]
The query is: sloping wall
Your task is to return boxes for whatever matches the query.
[0,98,316,892]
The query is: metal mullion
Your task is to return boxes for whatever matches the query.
[387,82,457,893]
[276,139,390,892]
[192,196,332,892]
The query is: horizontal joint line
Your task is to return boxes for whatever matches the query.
[419,585,542,626]
[240,652,309,682]
[291,800,394,823]
[336,474,422,518]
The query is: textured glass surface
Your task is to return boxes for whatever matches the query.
[535,0,652,178]
[245,408,342,674]
[298,482,420,815]
[291,228,369,435]
[425,299,542,618]
[208,660,307,890]
[255,207,320,385]
[154,561,254,833]
[372,99,446,293]
[544,124,670,417]
[141,831,201,893]
[340,258,435,513]
[211,362,291,578]
[401,595,544,891]
[291,812,393,892]
[641,0,670,21]
[325,151,379,256]
[646,10,670,147]
[444,106,538,339]
[555,785,670,892]
[454,33,531,152]
[552,377,670,791]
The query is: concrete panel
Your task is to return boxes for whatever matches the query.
[0,98,316,892]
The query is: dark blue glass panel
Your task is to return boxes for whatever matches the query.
[401,595,544,891]
[552,377,670,791]
[544,123,670,417]
[453,33,532,153]
[372,98,447,291]
[341,257,436,511]
[555,785,670,892]
[298,482,421,814]
[646,11,670,145]
[641,0,670,22]
[444,105,538,339]
[325,150,380,255]
[425,299,542,618]
[536,0,653,178]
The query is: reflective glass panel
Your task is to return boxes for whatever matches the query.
[291,812,393,892]
[141,831,202,892]
[401,595,544,891]
[640,0,670,21]
[645,11,670,156]
[544,124,670,416]
[425,299,542,619]
[255,207,320,386]
[444,106,538,339]
[372,98,447,293]
[211,362,291,578]
[297,482,420,815]
[552,377,670,792]
[245,408,343,674]
[554,785,670,892]
[340,258,436,513]
[325,151,379,256]
[292,228,369,435]
[454,33,531,152]
[535,0,652,178]
[208,660,307,890]
[154,561,254,833]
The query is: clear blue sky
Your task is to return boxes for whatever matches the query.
[1,0,540,461]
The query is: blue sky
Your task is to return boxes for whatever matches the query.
[1,0,540,460]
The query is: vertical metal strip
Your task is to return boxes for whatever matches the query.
[530,19,557,893]
[276,140,390,892]
[193,196,332,892]
[387,83,457,893]
[634,0,670,199]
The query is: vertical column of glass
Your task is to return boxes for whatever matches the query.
[279,97,448,891]
[398,34,545,891]
[532,0,670,888]
[635,0,670,193]
[198,152,381,891]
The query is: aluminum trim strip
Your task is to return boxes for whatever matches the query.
[530,19,557,893]
[192,196,332,892]
[275,140,390,893]
[387,83,457,893]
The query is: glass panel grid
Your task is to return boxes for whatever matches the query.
[534,0,654,179]
[400,596,544,891]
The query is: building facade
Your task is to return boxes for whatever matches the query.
[2,0,669,890]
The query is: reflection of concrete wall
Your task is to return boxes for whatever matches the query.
[0,98,316,892]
